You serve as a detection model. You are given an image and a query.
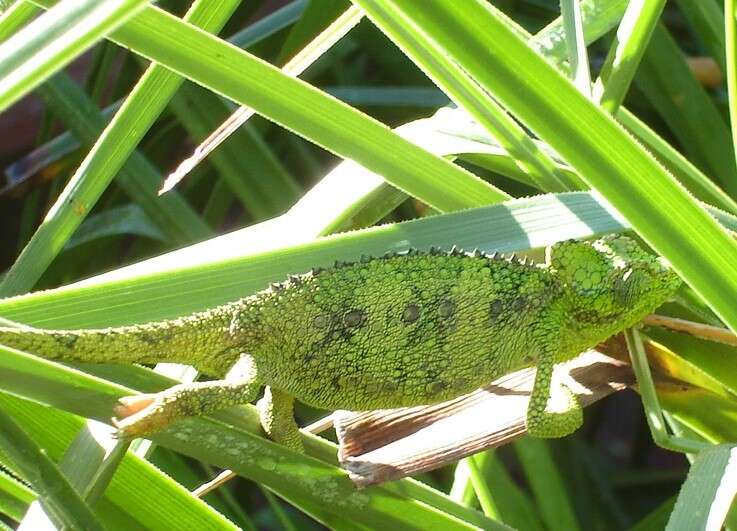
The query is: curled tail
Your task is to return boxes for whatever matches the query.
[0,306,239,370]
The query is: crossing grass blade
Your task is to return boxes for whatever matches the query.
[0,408,104,530]
[0,192,633,328]
[373,0,737,339]
[635,23,737,195]
[593,0,665,112]
[0,0,151,110]
[559,0,592,95]
[0,1,40,42]
[0,0,241,296]
[666,445,737,530]
[0,347,501,531]
[28,0,507,213]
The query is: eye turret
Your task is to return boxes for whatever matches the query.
[613,268,651,307]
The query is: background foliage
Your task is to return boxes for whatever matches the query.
[0,0,736,529]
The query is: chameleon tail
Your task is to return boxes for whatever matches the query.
[0,307,237,368]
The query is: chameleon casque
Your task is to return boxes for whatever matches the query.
[0,235,681,452]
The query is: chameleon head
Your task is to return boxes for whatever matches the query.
[548,235,682,346]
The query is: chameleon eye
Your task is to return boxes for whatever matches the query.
[614,269,650,306]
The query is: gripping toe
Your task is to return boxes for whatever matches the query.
[526,384,583,438]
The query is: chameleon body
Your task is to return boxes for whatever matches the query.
[0,236,681,450]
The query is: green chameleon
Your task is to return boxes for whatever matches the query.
[0,235,680,452]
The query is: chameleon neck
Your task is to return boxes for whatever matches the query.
[0,304,244,374]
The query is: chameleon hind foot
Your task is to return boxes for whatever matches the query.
[113,376,261,439]
[114,392,170,437]
[257,386,304,452]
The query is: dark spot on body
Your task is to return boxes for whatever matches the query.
[343,309,365,328]
[139,332,160,345]
[331,376,341,390]
[427,381,447,395]
[575,310,597,322]
[56,334,78,349]
[383,381,399,393]
[402,304,421,323]
[365,381,381,394]
[489,300,504,320]
[513,296,527,311]
[313,315,330,329]
[438,299,455,318]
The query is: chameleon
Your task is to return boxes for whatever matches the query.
[0,235,681,452]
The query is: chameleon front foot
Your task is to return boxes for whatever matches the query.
[525,350,583,439]
[526,383,583,438]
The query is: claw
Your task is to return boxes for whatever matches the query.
[112,393,171,439]
[114,394,156,418]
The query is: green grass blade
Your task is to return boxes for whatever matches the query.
[0,192,633,328]
[466,454,500,518]
[727,0,737,169]
[0,0,39,42]
[616,109,737,215]
[593,0,665,112]
[25,0,504,212]
[661,388,737,444]
[2,192,736,332]
[559,0,592,94]
[636,23,737,194]
[380,0,737,337]
[0,408,104,530]
[0,0,239,296]
[449,459,476,507]
[0,73,213,296]
[666,445,737,530]
[0,467,35,522]
[58,425,129,505]
[515,438,580,531]
[355,0,575,193]
[532,0,628,69]
[0,0,150,110]
[65,205,166,250]
[470,451,545,531]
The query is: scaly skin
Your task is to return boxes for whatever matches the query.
[0,236,681,450]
